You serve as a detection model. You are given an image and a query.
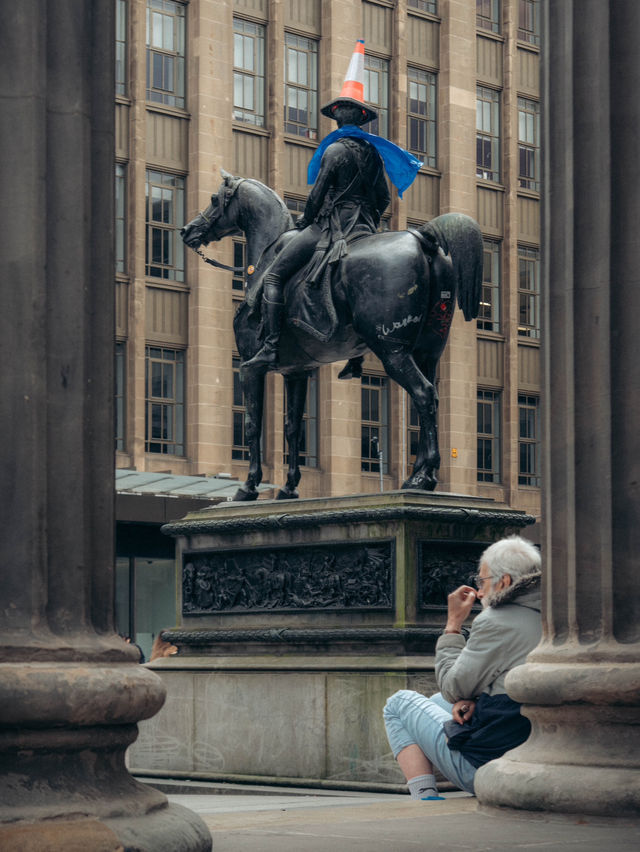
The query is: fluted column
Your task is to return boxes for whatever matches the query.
[475,0,640,816]
[0,2,210,847]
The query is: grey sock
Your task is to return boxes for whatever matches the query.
[407,773,439,800]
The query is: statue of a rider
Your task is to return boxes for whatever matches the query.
[243,41,421,377]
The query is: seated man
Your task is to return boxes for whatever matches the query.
[383,535,542,800]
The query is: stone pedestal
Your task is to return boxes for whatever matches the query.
[128,491,532,787]
[0,4,209,848]
[474,0,640,817]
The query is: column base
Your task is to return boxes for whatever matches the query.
[474,658,640,818]
[476,758,640,818]
[0,662,212,851]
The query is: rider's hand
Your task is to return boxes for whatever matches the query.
[295,215,309,230]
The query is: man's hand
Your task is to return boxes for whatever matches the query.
[451,699,476,725]
[445,585,477,633]
[295,215,309,230]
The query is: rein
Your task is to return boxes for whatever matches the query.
[189,244,245,273]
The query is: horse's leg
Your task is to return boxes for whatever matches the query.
[277,372,310,500]
[233,367,265,501]
[376,346,441,491]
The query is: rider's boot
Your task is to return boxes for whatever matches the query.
[337,356,364,380]
[243,274,284,370]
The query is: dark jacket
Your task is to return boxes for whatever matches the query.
[435,571,542,768]
[302,137,390,238]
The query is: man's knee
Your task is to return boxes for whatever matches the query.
[383,689,419,718]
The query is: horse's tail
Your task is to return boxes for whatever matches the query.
[418,213,483,321]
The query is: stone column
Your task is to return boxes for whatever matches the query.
[475,0,640,816]
[0,2,210,848]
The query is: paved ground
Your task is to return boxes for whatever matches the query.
[149,780,640,851]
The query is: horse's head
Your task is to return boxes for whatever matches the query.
[181,169,243,249]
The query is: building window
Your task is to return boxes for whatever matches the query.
[146,0,185,108]
[233,18,265,127]
[518,245,540,338]
[518,97,540,191]
[361,374,389,474]
[477,389,501,483]
[284,33,318,139]
[477,240,501,333]
[115,341,126,452]
[518,394,540,486]
[408,0,437,13]
[364,56,389,138]
[116,0,127,95]
[115,163,126,275]
[232,240,246,293]
[145,170,184,281]
[477,0,500,33]
[232,356,251,461]
[407,66,437,168]
[476,86,501,182]
[283,371,318,469]
[407,394,420,473]
[518,0,540,46]
[145,346,185,455]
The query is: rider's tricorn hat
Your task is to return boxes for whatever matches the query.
[321,40,378,126]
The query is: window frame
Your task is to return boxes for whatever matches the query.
[518,97,541,192]
[407,66,437,168]
[115,163,127,275]
[116,0,128,96]
[477,239,501,333]
[364,55,389,138]
[145,169,185,282]
[361,373,390,474]
[477,388,501,483]
[146,0,186,109]
[145,345,186,456]
[284,33,319,140]
[518,393,540,487]
[115,340,126,452]
[407,0,438,14]
[233,17,266,128]
[518,244,541,339]
[518,0,540,46]
[232,354,251,461]
[283,370,319,469]
[476,85,501,183]
[477,0,501,34]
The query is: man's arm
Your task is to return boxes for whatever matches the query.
[435,610,505,704]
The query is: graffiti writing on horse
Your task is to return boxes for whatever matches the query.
[379,314,422,337]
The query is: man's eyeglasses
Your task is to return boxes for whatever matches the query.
[472,573,493,589]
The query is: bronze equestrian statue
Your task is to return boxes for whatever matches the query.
[181,43,483,501]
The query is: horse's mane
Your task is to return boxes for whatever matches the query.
[235,177,293,229]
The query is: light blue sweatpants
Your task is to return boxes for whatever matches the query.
[383,689,477,794]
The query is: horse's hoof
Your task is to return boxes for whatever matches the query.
[276,488,299,500]
[401,474,438,492]
[233,487,259,501]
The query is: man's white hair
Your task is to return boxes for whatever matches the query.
[480,535,541,583]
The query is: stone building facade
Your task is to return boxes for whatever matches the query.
[114,0,541,516]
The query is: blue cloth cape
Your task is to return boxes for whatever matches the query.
[307,125,423,198]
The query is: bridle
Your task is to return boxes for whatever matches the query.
[186,180,248,272]
[187,206,246,273]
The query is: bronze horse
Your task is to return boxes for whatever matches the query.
[181,170,482,500]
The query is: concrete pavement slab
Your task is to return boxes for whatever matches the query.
[164,787,640,851]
